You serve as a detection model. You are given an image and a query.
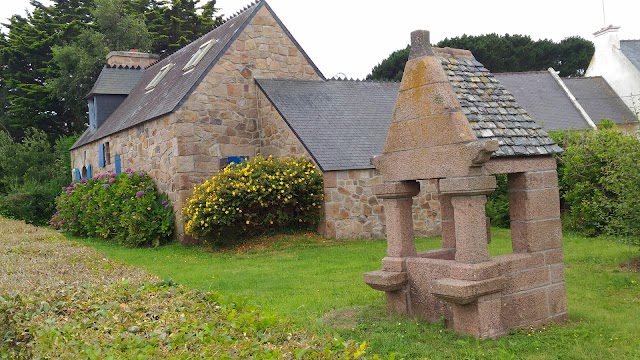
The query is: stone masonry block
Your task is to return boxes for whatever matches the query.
[549,264,565,284]
[548,283,568,315]
[511,219,563,252]
[509,188,561,221]
[363,270,408,292]
[382,256,405,272]
[506,170,559,190]
[384,196,418,257]
[392,82,463,123]
[374,181,420,199]
[501,289,549,328]
[399,56,449,91]
[494,253,545,273]
[449,261,503,281]
[439,175,497,195]
[503,267,550,294]
[430,277,506,304]
[451,195,491,264]
[544,248,564,264]
[323,171,337,188]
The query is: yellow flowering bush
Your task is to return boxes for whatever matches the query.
[183,155,323,246]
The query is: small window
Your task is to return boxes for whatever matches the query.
[145,63,174,91]
[183,39,216,72]
[81,166,87,179]
[105,142,111,165]
[87,164,93,179]
[74,168,81,181]
[220,156,249,168]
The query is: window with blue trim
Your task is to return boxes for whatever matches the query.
[87,164,93,179]
[74,168,81,181]
[220,156,249,168]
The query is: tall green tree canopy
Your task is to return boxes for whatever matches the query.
[367,34,594,81]
[0,0,220,141]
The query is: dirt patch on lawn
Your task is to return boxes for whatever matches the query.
[0,218,158,295]
[620,257,640,272]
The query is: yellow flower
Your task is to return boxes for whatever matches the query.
[246,220,250,224]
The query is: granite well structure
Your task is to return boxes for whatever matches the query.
[363,31,568,339]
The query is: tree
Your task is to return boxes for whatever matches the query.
[367,34,594,81]
[47,0,151,131]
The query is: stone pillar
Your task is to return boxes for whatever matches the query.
[375,181,421,258]
[450,195,491,263]
[439,194,456,249]
[508,171,562,253]
[439,175,496,264]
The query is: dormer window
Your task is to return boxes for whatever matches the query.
[183,39,216,72]
[145,63,173,91]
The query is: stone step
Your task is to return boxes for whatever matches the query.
[362,270,407,291]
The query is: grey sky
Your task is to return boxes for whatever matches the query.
[2,0,639,78]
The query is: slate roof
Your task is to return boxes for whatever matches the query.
[493,71,590,130]
[257,51,563,171]
[256,79,399,171]
[72,0,322,150]
[563,76,638,125]
[436,50,562,157]
[86,65,145,97]
[620,40,640,71]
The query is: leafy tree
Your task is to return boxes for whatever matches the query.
[367,34,594,80]
[48,0,151,129]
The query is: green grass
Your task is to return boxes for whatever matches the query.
[71,228,640,359]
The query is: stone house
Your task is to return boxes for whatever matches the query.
[70,0,561,242]
[586,25,640,117]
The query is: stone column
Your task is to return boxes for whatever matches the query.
[450,195,491,263]
[375,181,421,258]
[439,175,496,264]
[439,194,456,249]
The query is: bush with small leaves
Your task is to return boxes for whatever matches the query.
[183,155,323,246]
[51,168,174,247]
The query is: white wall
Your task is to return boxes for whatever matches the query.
[586,26,640,116]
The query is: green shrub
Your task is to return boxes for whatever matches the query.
[553,124,640,242]
[183,155,323,246]
[0,129,75,225]
[486,174,510,228]
[51,169,174,247]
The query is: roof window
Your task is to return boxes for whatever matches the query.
[145,63,173,91]
[183,39,216,72]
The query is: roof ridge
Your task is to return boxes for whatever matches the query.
[105,64,143,70]
[620,39,640,42]
[328,77,400,83]
[217,1,261,28]
[494,70,550,75]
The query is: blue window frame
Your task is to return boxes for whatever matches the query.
[74,168,81,181]
[87,164,93,179]
[227,156,249,165]
[114,154,122,174]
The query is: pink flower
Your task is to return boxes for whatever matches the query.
[135,190,145,197]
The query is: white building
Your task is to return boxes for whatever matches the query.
[585,25,640,118]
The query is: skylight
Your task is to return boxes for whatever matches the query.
[183,39,216,72]
[145,63,173,91]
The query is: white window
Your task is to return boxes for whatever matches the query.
[183,39,216,72]
[145,63,174,91]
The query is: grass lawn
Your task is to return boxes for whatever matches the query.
[71,227,640,359]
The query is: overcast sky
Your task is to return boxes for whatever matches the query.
[2,0,640,79]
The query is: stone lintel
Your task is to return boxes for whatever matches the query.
[363,270,408,292]
[373,180,420,199]
[439,175,496,196]
[483,156,557,175]
[430,277,506,305]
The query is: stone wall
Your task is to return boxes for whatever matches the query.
[70,114,180,206]
[168,6,322,239]
[321,170,441,239]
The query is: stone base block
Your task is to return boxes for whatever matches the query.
[430,277,506,305]
[451,294,505,339]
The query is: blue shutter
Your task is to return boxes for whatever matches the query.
[227,156,249,165]
[114,154,122,174]
[98,144,105,167]
[74,168,81,181]
[87,164,93,179]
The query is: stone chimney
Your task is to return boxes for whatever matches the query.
[592,25,620,51]
[106,49,159,68]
